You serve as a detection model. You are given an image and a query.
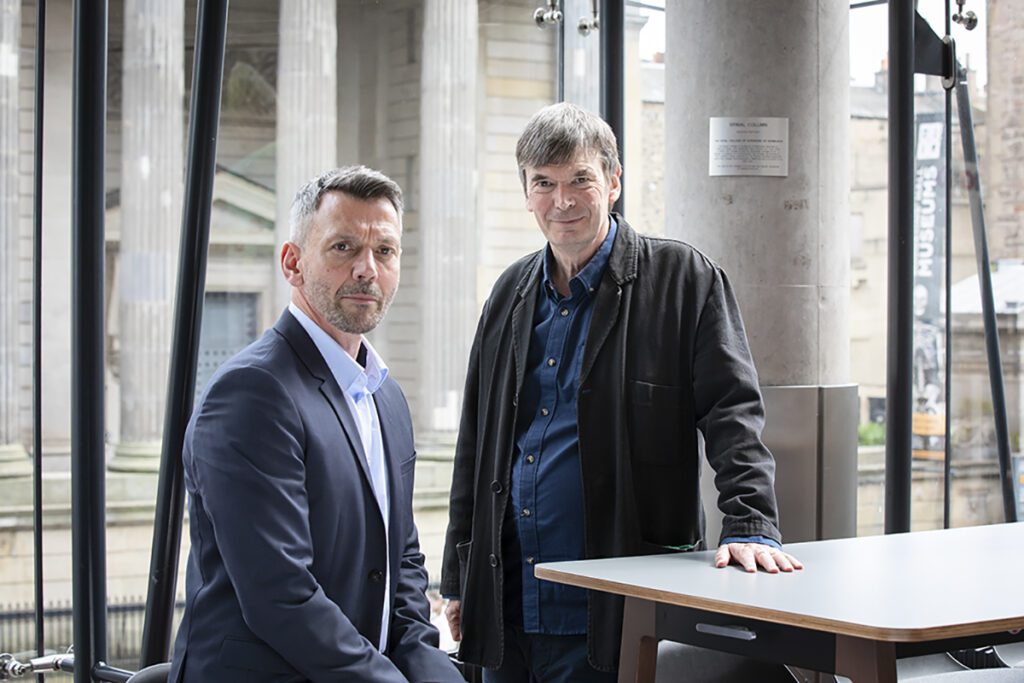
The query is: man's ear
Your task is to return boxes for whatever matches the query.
[280,241,303,287]
[608,166,622,207]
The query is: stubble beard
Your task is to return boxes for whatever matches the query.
[306,278,395,336]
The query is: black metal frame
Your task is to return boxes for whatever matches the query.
[886,3,1019,532]
[943,0,954,530]
[70,1,109,682]
[953,73,1018,524]
[31,1,46,681]
[599,0,625,214]
[885,0,916,535]
[139,0,231,667]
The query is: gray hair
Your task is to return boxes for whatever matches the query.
[289,165,404,245]
[515,102,621,192]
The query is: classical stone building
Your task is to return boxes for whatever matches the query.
[0,0,648,605]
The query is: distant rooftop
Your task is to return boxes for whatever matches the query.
[951,260,1024,314]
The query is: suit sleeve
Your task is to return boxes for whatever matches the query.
[691,268,782,544]
[386,464,465,682]
[188,365,410,682]
[440,303,487,599]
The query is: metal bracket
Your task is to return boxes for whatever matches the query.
[533,1,563,28]
[941,36,958,91]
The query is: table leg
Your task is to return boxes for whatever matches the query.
[618,597,658,683]
[834,635,897,683]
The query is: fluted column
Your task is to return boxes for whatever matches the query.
[109,0,185,472]
[0,0,29,477]
[417,0,478,433]
[274,0,337,309]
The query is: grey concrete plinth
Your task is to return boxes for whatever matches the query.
[664,0,850,387]
[0,442,31,477]
[108,441,162,473]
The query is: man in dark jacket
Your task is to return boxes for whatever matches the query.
[440,103,801,682]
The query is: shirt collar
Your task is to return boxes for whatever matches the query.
[287,302,388,399]
[542,216,618,300]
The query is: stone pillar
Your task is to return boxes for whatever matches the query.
[0,0,29,477]
[275,0,337,309]
[986,0,1024,261]
[109,0,185,472]
[666,1,855,542]
[418,0,478,433]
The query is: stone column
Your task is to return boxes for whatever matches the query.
[109,0,185,472]
[274,0,337,309]
[0,0,29,477]
[418,0,478,433]
[665,1,855,542]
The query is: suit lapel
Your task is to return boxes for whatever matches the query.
[511,258,541,400]
[579,278,622,385]
[318,378,375,493]
[580,216,636,384]
[274,310,375,493]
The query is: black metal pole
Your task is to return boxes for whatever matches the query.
[71,0,108,681]
[599,0,624,214]
[31,1,47,681]
[942,4,953,531]
[885,0,915,535]
[139,0,230,666]
[954,73,1018,524]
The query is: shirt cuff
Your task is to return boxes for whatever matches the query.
[719,535,782,550]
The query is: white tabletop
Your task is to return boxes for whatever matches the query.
[534,522,1024,642]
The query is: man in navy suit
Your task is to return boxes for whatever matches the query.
[169,166,464,682]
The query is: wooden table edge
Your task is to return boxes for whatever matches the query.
[534,565,1024,643]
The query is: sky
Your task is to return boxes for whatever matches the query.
[635,2,989,91]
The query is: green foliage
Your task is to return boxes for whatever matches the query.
[859,421,886,446]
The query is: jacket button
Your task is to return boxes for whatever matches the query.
[491,480,502,494]
[489,554,498,567]
[368,569,384,583]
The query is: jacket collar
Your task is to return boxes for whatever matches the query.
[273,308,377,502]
[514,212,638,298]
[273,307,331,381]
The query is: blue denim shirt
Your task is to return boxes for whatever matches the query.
[502,220,617,634]
[501,218,776,635]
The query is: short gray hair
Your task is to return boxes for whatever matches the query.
[515,102,621,192]
[289,165,404,245]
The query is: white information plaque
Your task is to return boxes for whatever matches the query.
[709,117,789,177]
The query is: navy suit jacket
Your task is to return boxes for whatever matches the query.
[169,310,461,682]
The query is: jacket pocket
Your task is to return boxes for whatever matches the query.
[628,380,688,465]
[218,636,299,677]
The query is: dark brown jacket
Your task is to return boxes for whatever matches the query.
[441,217,781,671]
